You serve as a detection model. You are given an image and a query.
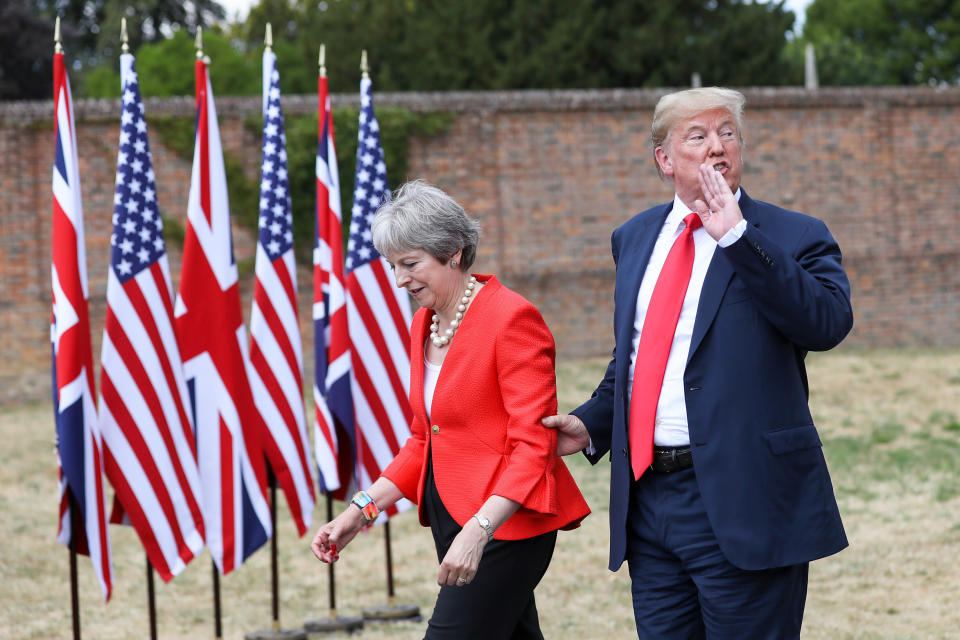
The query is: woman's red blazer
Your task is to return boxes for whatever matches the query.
[382,275,590,540]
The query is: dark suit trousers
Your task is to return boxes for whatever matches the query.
[423,454,556,640]
[627,466,808,639]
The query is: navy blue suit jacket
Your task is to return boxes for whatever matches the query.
[572,190,852,572]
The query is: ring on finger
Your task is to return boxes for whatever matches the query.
[456,577,466,585]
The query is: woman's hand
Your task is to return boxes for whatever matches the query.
[310,507,364,564]
[437,517,489,587]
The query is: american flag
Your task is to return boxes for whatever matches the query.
[174,56,271,574]
[51,47,113,600]
[98,53,205,582]
[346,75,413,518]
[248,48,316,536]
[313,67,356,500]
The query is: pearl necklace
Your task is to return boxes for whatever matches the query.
[430,276,478,348]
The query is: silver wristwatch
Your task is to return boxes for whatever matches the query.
[472,513,494,542]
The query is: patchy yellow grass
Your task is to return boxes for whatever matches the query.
[2,348,958,639]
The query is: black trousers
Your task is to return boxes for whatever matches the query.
[423,455,557,640]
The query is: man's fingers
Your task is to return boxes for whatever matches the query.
[542,415,563,428]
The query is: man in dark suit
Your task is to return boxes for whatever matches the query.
[544,87,852,638]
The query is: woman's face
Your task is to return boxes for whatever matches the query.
[385,248,462,313]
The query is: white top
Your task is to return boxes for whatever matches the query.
[626,190,745,446]
[423,353,441,420]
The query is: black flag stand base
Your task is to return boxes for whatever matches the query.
[304,495,363,636]
[362,521,421,622]
[244,626,308,640]
[360,599,421,622]
[303,609,364,636]
[245,475,308,640]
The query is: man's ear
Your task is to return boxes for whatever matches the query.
[655,145,673,177]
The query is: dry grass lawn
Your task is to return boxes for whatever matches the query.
[1,348,958,639]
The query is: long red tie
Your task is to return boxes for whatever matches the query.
[629,212,702,480]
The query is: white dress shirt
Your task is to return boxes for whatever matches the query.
[626,191,744,446]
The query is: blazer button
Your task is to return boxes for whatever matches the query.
[621,448,628,457]
[431,425,440,434]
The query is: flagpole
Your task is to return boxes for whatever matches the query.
[120,21,159,640]
[146,555,157,640]
[349,47,419,625]
[68,487,82,640]
[245,469,306,639]
[194,25,224,640]
[304,493,363,633]
[55,18,82,639]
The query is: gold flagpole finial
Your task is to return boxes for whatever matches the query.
[195,26,204,59]
[264,23,273,51]
[360,49,369,80]
[54,16,63,54]
[319,44,326,78]
[121,17,129,54]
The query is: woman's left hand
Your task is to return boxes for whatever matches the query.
[437,518,489,587]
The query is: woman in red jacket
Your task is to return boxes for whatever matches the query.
[311,180,589,639]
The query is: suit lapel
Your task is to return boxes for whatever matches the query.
[615,203,671,379]
[687,189,759,363]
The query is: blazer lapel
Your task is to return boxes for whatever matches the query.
[409,310,430,423]
[687,189,759,363]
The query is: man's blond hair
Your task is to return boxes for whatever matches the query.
[651,87,746,180]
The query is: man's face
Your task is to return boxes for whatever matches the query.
[655,107,743,209]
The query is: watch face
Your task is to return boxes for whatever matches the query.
[353,492,371,507]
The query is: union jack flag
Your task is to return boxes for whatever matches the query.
[98,52,205,582]
[345,75,413,519]
[175,56,271,574]
[248,47,316,536]
[51,47,113,600]
[313,67,356,500]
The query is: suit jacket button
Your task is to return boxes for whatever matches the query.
[431,425,440,434]
[621,448,628,457]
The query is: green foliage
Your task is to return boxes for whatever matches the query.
[0,2,56,99]
[2,0,227,99]
[84,30,258,99]
[234,0,802,92]
[802,0,960,85]
[151,107,453,260]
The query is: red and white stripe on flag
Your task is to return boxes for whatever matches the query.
[51,49,113,601]
[345,75,414,520]
[313,71,357,500]
[248,48,315,536]
[98,52,205,582]
[175,58,271,575]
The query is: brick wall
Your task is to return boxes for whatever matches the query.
[2,87,958,404]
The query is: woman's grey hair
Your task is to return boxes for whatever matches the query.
[371,180,482,271]
[651,87,746,180]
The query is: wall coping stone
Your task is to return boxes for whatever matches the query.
[4,86,960,124]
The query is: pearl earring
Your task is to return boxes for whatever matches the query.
[450,260,458,267]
